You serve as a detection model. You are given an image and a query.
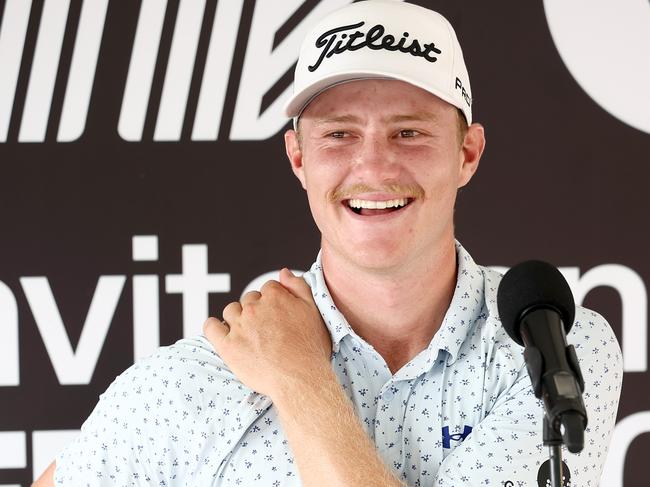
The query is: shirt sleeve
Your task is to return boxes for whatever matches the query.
[53,335,265,486]
[432,308,623,487]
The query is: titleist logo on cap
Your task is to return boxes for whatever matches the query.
[308,21,443,72]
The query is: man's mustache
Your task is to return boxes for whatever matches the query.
[329,183,424,202]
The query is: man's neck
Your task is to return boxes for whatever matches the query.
[321,240,458,375]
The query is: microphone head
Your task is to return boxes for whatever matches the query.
[497,260,576,346]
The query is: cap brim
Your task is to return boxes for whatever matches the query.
[284,69,469,124]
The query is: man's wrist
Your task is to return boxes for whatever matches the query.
[269,360,337,409]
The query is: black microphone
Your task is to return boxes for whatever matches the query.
[497,260,587,453]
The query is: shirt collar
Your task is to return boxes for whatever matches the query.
[302,241,486,368]
[429,241,486,366]
[302,252,354,354]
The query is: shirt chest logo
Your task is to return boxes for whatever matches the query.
[441,425,473,449]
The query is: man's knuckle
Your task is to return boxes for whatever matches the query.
[203,317,218,331]
[260,279,281,293]
[242,290,261,301]
[222,301,241,317]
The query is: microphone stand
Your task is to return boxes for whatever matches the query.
[544,416,564,487]
[541,410,585,487]
[496,262,589,487]
[523,314,587,487]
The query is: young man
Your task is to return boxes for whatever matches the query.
[36,1,622,485]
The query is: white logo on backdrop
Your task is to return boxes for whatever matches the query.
[1,245,648,484]
[543,0,650,134]
[2,236,647,392]
[0,0,355,143]
[0,0,109,143]
[601,411,650,487]
[3,1,648,140]
[119,0,353,141]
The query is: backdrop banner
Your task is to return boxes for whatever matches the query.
[1,1,648,485]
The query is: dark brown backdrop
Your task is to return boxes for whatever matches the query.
[1,1,648,485]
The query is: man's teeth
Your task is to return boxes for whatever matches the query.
[347,198,408,209]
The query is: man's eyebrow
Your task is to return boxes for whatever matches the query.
[311,112,440,126]
[386,112,440,123]
[312,115,363,126]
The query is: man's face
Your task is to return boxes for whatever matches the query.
[285,79,484,272]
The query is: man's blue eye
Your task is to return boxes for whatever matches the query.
[400,130,417,137]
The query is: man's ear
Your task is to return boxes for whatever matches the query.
[458,123,485,188]
[285,129,307,190]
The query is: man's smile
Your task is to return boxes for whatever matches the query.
[342,197,415,217]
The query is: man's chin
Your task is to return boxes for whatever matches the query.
[341,243,410,273]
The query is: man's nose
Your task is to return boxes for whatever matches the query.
[352,134,400,180]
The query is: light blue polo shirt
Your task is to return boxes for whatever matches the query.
[55,242,622,486]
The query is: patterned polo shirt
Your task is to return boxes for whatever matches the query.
[54,242,622,486]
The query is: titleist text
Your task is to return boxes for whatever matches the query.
[308,21,442,72]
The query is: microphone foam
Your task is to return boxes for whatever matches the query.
[497,260,575,346]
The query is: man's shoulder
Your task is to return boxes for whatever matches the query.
[55,336,270,482]
[473,264,619,345]
[569,305,623,375]
[469,264,621,372]
[85,335,264,439]
[139,335,234,379]
[105,335,256,404]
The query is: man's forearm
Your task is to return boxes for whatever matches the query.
[272,364,405,487]
[203,273,406,485]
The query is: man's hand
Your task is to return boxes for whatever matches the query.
[204,269,404,486]
[203,268,332,398]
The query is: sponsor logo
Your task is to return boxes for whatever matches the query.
[441,425,473,448]
[0,0,109,143]
[0,235,309,387]
[0,430,79,482]
[308,21,442,72]
[0,0,354,143]
[543,0,650,134]
[600,411,650,486]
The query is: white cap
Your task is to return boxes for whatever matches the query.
[284,0,473,124]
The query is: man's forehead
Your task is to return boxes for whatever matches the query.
[310,111,445,126]
[300,79,454,124]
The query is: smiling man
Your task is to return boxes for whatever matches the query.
[35,1,622,486]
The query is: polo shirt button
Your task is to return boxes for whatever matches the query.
[382,390,395,401]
